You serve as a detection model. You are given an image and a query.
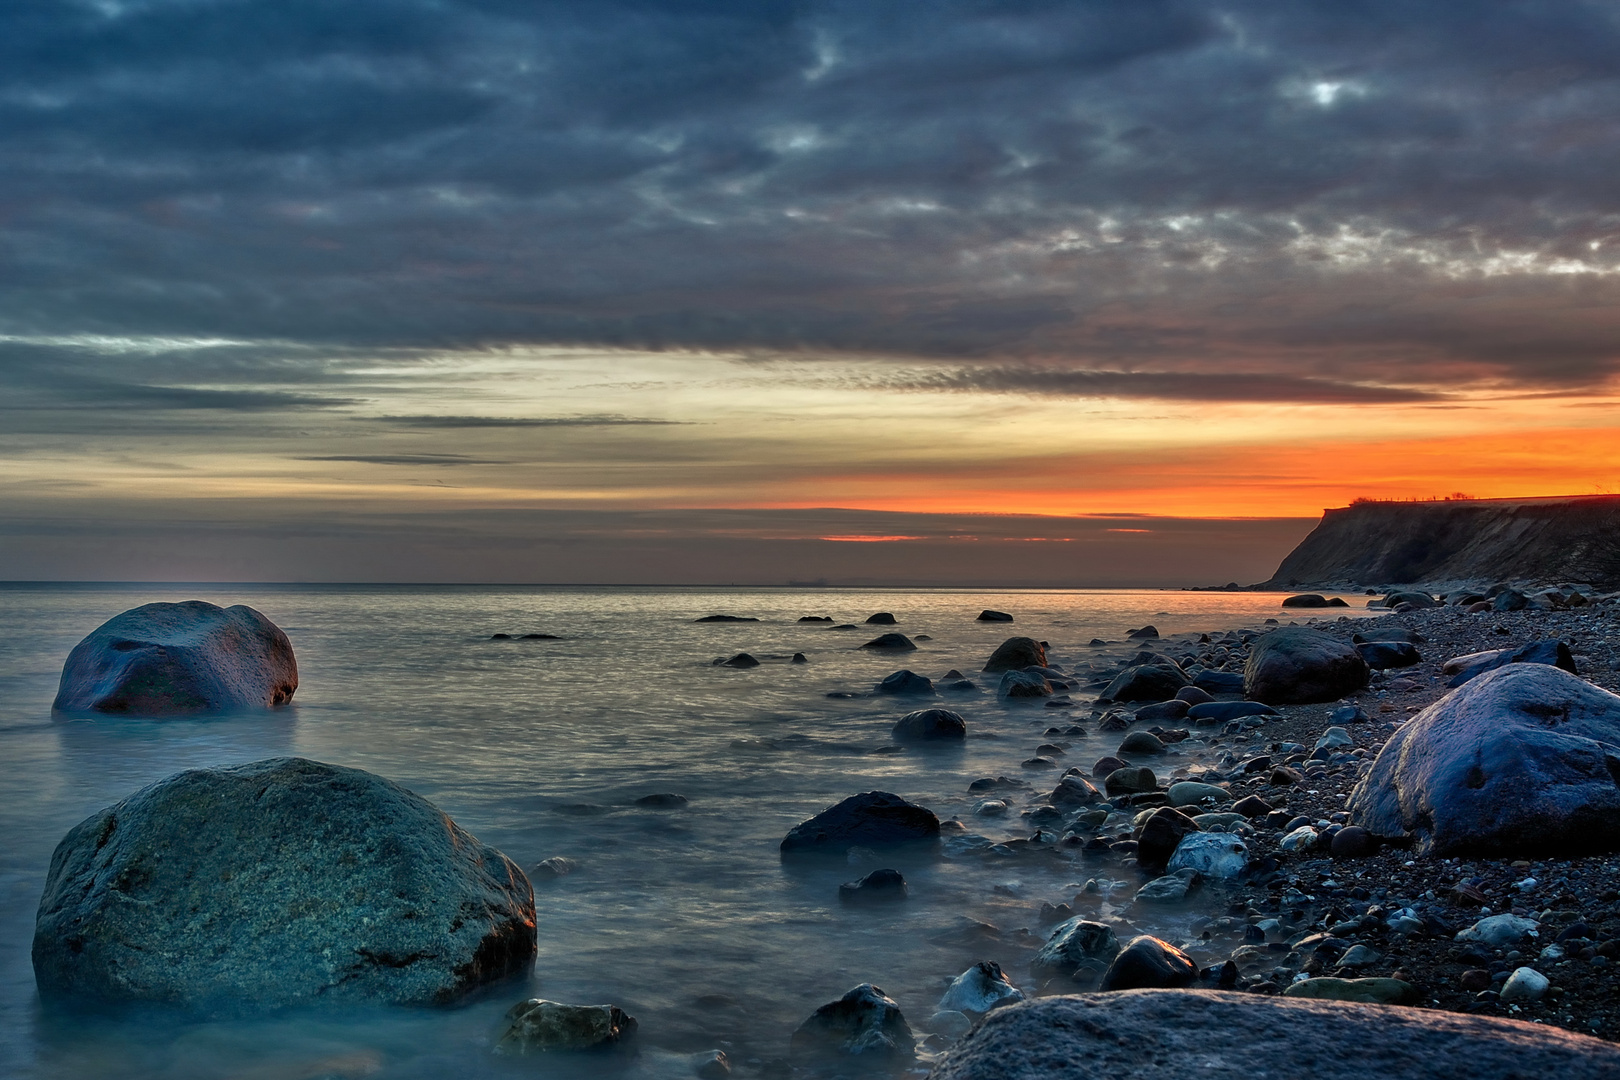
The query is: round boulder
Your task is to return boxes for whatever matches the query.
[1348,664,1620,857]
[1099,936,1197,991]
[1244,628,1369,705]
[983,637,1047,673]
[31,757,536,1008]
[892,708,966,740]
[53,600,297,716]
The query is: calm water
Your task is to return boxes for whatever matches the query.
[0,585,1366,1079]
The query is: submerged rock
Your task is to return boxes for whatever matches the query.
[53,600,297,715]
[780,792,940,855]
[1244,628,1369,704]
[998,670,1053,698]
[1348,664,1620,856]
[496,1000,637,1054]
[892,708,966,740]
[877,669,936,695]
[1030,919,1120,981]
[938,961,1024,1017]
[790,983,914,1065]
[839,868,909,904]
[717,652,761,668]
[866,612,898,624]
[635,793,689,809]
[862,633,918,651]
[930,990,1620,1080]
[694,615,758,623]
[32,757,536,1008]
[983,637,1047,673]
[977,609,1015,622]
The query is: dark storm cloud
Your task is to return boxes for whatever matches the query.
[6,0,1620,392]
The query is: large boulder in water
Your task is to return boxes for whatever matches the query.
[983,637,1046,673]
[780,791,940,855]
[1100,662,1188,703]
[32,757,536,1009]
[892,708,966,740]
[1348,665,1620,857]
[791,983,914,1066]
[928,990,1620,1080]
[53,601,298,715]
[1244,628,1368,704]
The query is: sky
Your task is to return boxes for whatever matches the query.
[5,0,1620,584]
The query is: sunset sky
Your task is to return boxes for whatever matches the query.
[5,1,1620,583]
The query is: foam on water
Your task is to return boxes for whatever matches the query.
[0,584,1368,1078]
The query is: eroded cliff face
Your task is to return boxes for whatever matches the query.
[1264,496,1620,588]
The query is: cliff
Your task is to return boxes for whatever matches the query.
[1263,495,1620,589]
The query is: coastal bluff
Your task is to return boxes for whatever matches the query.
[1263,495,1620,589]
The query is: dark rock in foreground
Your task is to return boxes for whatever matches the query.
[497,999,637,1054]
[929,990,1620,1080]
[1348,664,1620,857]
[792,983,914,1065]
[1356,640,1421,670]
[780,791,940,855]
[892,708,966,740]
[53,601,298,716]
[1244,628,1368,704]
[32,757,536,1009]
[983,637,1046,673]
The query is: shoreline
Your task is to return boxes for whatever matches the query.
[1056,592,1620,1042]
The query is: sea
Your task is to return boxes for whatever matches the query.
[0,584,1371,1079]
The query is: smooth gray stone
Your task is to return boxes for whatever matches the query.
[53,600,297,716]
[1349,664,1620,856]
[32,757,536,1009]
[928,990,1620,1080]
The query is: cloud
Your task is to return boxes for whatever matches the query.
[296,454,506,466]
[378,414,685,427]
[875,366,1445,404]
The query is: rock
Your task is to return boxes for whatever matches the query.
[635,793,689,809]
[862,633,917,651]
[1500,967,1550,1003]
[1186,701,1277,722]
[533,856,578,880]
[694,615,759,622]
[1133,699,1190,722]
[978,609,1015,622]
[517,633,559,640]
[928,1010,974,1039]
[1136,807,1200,872]
[1166,833,1248,879]
[497,1000,637,1054]
[1283,978,1414,1005]
[1443,639,1578,687]
[1192,670,1245,694]
[790,983,914,1065]
[1117,731,1166,756]
[1091,756,1128,778]
[491,633,512,639]
[866,612,898,624]
[718,652,760,668]
[1268,766,1304,786]
[1384,590,1440,609]
[32,757,535,1008]
[1329,826,1377,859]
[1354,628,1424,644]
[998,671,1053,698]
[1127,625,1159,639]
[984,637,1048,672]
[780,791,940,855]
[1100,936,1197,991]
[839,868,909,904]
[1348,664,1620,856]
[1356,641,1420,670]
[1174,686,1215,705]
[1330,704,1370,723]
[1282,594,1331,608]
[1315,726,1354,751]
[892,708,966,740]
[1337,944,1381,968]
[1049,774,1102,806]
[693,1049,731,1078]
[799,616,834,623]
[1494,588,1530,611]
[1098,712,1130,732]
[1279,825,1320,852]
[929,990,1620,1080]
[1232,795,1273,818]
[1167,781,1227,807]
[938,961,1024,1016]
[876,669,936,695]
[53,601,298,716]
[792,653,808,664]
[1134,870,1201,903]
[1460,969,1493,991]
[1244,628,1369,705]
[1100,664,1189,704]
[1030,919,1120,981]
[1456,914,1540,948]
[1104,766,1157,795]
